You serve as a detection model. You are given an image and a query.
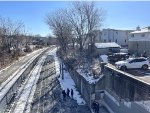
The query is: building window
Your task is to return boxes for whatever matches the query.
[116,31,118,34]
[104,39,106,42]
[109,39,111,42]
[131,34,134,37]
[115,39,117,43]
[125,39,126,43]
[141,34,145,37]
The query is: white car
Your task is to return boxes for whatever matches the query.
[115,57,150,70]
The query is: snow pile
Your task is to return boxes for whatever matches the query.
[77,69,103,84]
[53,49,86,105]
[58,68,86,105]
[100,55,108,63]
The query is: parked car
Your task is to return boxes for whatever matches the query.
[115,57,150,70]
[108,52,129,62]
[120,48,128,53]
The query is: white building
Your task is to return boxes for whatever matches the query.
[128,26,150,56]
[100,29,133,47]
[94,42,121,55]
[93,30,102,42]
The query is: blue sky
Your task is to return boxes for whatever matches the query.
[0,1,150,36]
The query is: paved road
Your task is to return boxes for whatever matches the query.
[0,48,47,85]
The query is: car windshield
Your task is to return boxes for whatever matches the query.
[126,58,133,62]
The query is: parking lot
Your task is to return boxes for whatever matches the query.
[126,68,150,84]
[100,52,150,84]
[126,68,150,77]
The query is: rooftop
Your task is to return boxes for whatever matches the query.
[95,42,121,49]
[130,26,150,34]
[130,30,150,34]
[103,28,133,32]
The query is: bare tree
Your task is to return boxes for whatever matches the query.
[46,9,73,54]
[0,16,26,67]
[0,17,25,51]
[66,1,105,51]
[45,1,105,61]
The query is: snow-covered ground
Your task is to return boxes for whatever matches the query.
[77,69,103,84]
[11,48,54,113]
[13,54,47,113]
[58,67,86,105]
[53,49,86,105]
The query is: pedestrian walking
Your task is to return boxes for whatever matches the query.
[95,102,99,113]
[71,89,74,99]
[62,90,66,101]
[92,101,96,113]
[92,101,97,113]
[67,88,70,97]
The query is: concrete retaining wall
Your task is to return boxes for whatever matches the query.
[68,68,105,108]
[67,63,150,113]
[104,91,150,113]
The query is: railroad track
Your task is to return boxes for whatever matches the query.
[8,52,48,113]
[30,53,61,113]
[0,49,46,113]
[0,46,56,113]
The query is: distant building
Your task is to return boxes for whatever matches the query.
[93,30,102,42]
[128,26,150,57]
[94,42,121,55]
[100,29,133,47]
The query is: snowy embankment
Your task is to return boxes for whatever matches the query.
[53,49,86,105]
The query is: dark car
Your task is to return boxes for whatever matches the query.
[108,52,129,62]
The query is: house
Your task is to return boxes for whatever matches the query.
[94,42,121,55]
[99,29,133,47]
[128,26,150,57]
